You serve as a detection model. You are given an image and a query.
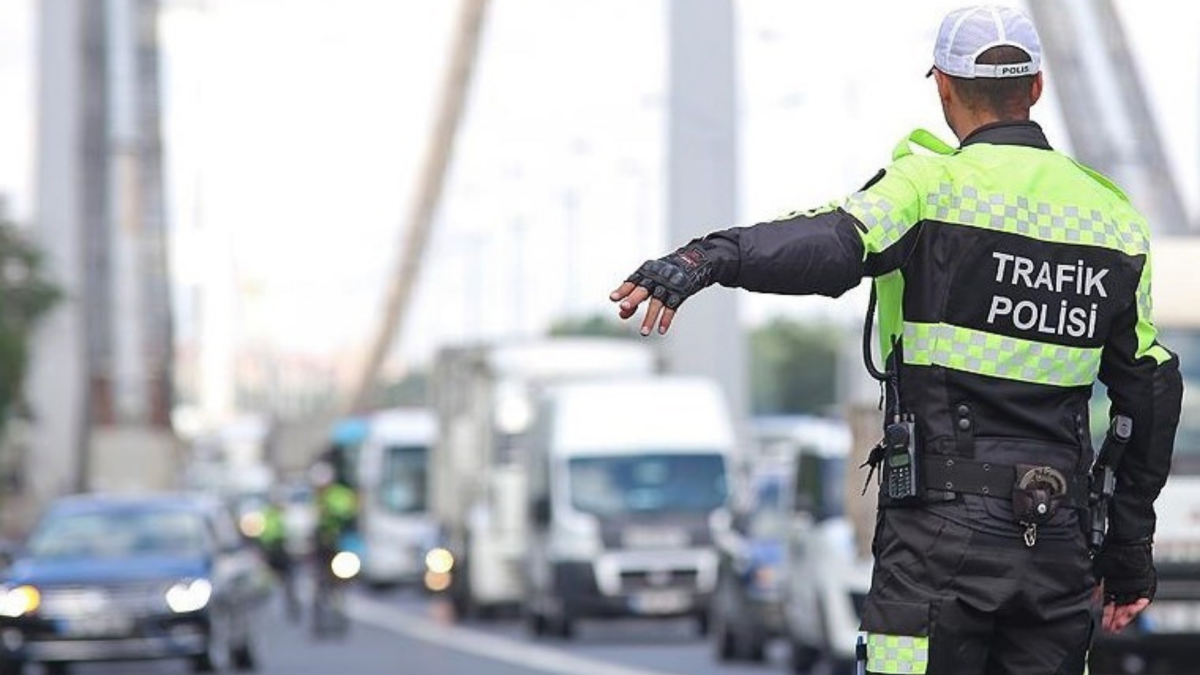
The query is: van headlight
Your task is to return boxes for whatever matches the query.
[331,551,361,580]
[166,579,212,613]
[0,585,40,617]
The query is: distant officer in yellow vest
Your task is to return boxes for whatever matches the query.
[259,493,300,621]
[312,460,358,561]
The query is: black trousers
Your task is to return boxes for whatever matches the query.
[861,504,1095,675]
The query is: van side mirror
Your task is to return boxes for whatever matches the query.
[708,507,734,535]
[730,511,750,535]
[532,496,551,527]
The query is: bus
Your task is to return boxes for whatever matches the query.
[354,408,437,589]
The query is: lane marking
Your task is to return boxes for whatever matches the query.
[348,596,683,675]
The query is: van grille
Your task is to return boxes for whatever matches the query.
[619,568,699,593]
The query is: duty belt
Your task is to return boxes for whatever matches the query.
[922,456,1090,507]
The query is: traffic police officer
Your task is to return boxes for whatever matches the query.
[610,6,1183,674]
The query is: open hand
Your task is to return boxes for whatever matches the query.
[1102,598,1150,633]
[609,282,677,336]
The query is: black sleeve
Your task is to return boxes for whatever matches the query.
[689,208,869,299]
[1098,294,1184,544]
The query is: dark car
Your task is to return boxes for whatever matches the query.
[0,493,271,674]
[710,467,789,662]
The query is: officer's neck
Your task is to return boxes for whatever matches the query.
[950,111,1030,143]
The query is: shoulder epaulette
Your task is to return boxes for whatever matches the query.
[1067,158,1131,204]
[892,128,957,161]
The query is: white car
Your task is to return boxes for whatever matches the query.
[775,426,872,674]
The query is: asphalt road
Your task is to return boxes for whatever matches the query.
[45,584,1174,675]
[55,582,795,675]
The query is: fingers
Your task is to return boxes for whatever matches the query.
[658,307,676,334]
[609,281,636,302]
[615,286,651,320]
[1102,598,1151,634]
[639,298,665,336]
[611,283,676,335]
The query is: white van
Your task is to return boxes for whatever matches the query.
[523,376,736,638]
[355,408,437,588]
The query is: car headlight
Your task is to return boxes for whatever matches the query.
[166,579,212,613]
[331,551,361,580]
[0,585,40,618]
[425,547,454,575]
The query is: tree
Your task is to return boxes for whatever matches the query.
[0,220,62,438]
[547,313,637,339]
[380,370,429,407]
[749,318,844,416]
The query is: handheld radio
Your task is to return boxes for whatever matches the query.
[883,416,920,500]
[860,285,923,502]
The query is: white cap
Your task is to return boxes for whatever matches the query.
[930,5,1042,79]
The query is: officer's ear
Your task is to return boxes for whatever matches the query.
[1030,72,1044,107]
[933,69,954,108]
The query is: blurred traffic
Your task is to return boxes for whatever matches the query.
[0,330,1198,673]
[0,493,268,673]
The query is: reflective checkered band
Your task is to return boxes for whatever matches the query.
[925,183,1148,256]
[1135,262,1159,358]
[846,191,913,252]
[903,322,1102,387]
[771,201,839,222]
[866,633,929,674]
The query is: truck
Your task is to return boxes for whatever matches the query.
[1090,236,1200,674]
[354,407,438,589]
[429,338,658,618]
[522,375,737,639]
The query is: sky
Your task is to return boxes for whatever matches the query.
[2,0,1199,379]
[0,0,33,220]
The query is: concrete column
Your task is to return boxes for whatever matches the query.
[28,0,89,503]
[665,0,747,421]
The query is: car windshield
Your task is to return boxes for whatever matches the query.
[378,445,428,514]
[747,477,789,539]
[26,508,208,561]
[568,453,727,516]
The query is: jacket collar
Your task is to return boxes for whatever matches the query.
[960,120,1052,150]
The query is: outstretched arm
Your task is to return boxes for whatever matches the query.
[610,164,927,334]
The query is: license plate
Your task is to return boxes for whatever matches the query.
[631,590,690,615]
[1142,601,1200,634]
[59,614,134,637]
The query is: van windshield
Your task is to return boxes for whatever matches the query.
[742,475,789,539]
[1161,329,1200,461]
[377,445,428,514]
[1091,328,1200,473]
[568,453,727,516]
